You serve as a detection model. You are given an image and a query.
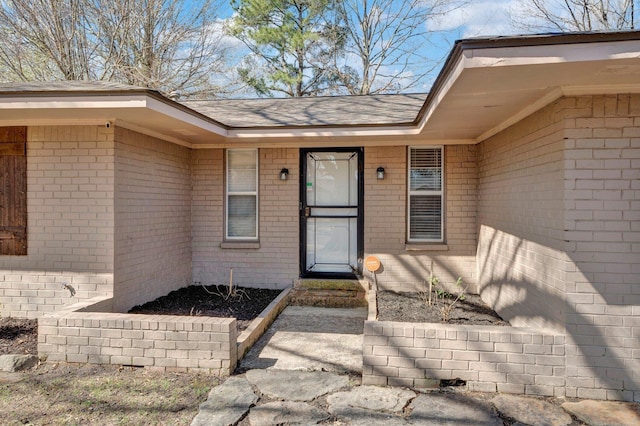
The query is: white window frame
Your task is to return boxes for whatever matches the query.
[226,148,259,240]
[407,146,444,243]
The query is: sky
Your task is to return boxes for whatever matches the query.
[210,0,573,95]
[214,0,526,94]
[427,0,521,38]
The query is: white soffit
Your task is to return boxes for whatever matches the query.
[416,39,640,142]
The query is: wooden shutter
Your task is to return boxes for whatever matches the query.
[0,127,27,255]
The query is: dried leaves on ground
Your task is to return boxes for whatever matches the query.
[0,317,37,355]
[0,363,216,426]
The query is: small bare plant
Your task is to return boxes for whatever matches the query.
[433,277,468,323]
[202,268,249,301]
[189,306,202,316]
[420,267,468,323]
[418,270,440,307]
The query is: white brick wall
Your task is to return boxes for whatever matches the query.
[38,305,237,374]
[191,148,299,288]
[363,320,566,396]
[0,126,115,317]
[477,98,568,331]
[364,145,478,293]
[112,128,192,312]
[476,94,640,402]
[562,94,640,402]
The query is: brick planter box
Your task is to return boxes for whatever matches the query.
[38,288,291,375]
[362,320,566,397]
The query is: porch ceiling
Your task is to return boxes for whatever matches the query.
[0,32,638,148]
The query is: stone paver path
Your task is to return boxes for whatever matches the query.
[492,394,572,426]
[191,376,258,426]
[192,306,640,426]
[562,400,640,426]
[191,368,640,426]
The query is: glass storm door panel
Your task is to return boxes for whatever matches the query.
[302,150,362,276]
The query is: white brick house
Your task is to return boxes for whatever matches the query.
[0,31,639,400]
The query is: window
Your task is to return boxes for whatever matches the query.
[408,147,443,242]
[226,149,258,239]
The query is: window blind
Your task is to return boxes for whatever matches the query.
[226,149,258,239]
[408,147,443,242]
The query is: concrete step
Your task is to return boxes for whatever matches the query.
[290,279,369,308]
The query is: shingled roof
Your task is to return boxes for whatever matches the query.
[182,94,428,128]
[0,81,150,93]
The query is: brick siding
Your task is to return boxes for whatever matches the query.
[364,145,478,293]
[476,94,640,402]
[0,126,115,317]
[191,148,299,288]
[113,128,192,312]
[562,95,640,402]
[477,97,568,330]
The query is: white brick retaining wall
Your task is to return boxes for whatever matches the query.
[38,297,238,375]
[363,321,566,397]
[37,289,292,375]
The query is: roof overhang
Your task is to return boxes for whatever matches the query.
[0,89,229,147]
[0,31,638,148]
[415,32,640,144]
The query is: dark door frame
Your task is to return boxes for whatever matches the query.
[299,147,364,279]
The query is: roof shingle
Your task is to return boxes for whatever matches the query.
[182,94,427,128]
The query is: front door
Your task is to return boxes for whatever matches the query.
[300,148,363,278]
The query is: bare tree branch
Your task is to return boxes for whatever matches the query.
[333,0,466,95]
[0,0,235,98]
[512,0,638,32]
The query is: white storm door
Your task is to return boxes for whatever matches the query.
[303,150,361,275]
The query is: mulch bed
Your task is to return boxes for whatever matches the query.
[377,291,509,326]
[2,286,507,357]
[128,285,283,331]
[0,317,38,355]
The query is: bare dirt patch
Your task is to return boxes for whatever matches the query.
[0,363,215,426]
[377,291,509,325]
[0,317,37,355]
[128,285,283,331]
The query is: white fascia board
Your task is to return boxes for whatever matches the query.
[227,124,420,139]
[463,40,640,68]
[412,50,467,134]
[0,94,148,110]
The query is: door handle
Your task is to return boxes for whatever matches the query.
[304,207,310,217]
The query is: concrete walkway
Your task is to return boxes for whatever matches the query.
[192,306,640,426]
[238,306,366,373]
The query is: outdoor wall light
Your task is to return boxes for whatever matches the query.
[280,168,289,181]
[377,167,385,180]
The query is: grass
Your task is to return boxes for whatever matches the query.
[0,363,218,425]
